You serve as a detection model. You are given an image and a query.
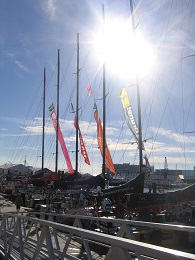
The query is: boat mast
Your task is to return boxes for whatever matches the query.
[102,4,106,186]
[55,49,60,173]
[129,0,143,177]
[41,67,46,173]
[75,33,79,174]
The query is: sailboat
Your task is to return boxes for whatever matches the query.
[22,2,195,212]
[46,23,146,195]
[91,0,195,212]
[31,17,184,192]
[26,34,145,198]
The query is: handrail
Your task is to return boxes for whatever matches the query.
[30,211,195,233]
[0,212,194,259]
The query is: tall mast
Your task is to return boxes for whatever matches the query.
[41,67,46,173]
[55,49,60,173]
[75,33,79,174]
[102,4,106,186]
[129,1,143,180]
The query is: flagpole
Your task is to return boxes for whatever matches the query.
[42,67,46,174]
[102,4,106,187]
[75,33,79,174]
[55,49,60,174]
[129,0,143,184]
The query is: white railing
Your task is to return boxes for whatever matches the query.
[0,212,195,259]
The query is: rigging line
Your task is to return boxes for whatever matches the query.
[149,0,164,40]
[61,47,76,83]
[59,49,77,152]
[148,63,181,161]
[141,79,158,143]
[80,48,110,116]
[18,100,43,167]
[180,0,194,170]
[116,104,139,164]
[79,53,98,120]
[152,65,179,140]
[159,59,193,171]
[45,135,56,170]
[143,77,158,159]
[182,54,195,59]
[147,1,182,161]
[114,121,127,164]
[79,51,107,121]
[182,1,195,130]
[79,35,98,85]
[181,31,186,170]
[163,0,173,47]
[127,4,170,161]
[183,76,195,169]
[115,0,126,18]
[47,64,58,108]
[65,61,79,119]
[119,1,163,162]
[74,15,104,120]
[61,57,77,127]
[136,76,153,143]
[60,47,76,102]
[184,86,195,132]
[45,62,57,103]
[152,1,193,169]
[8,77,43,163]
[184,131,195,134]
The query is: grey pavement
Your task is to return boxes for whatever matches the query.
[0,194,27,214]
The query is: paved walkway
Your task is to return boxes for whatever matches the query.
[0,194,27,214]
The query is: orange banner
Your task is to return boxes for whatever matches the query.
[74,116,90,165]
[94,109,116,174]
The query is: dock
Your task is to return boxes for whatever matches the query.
[0,195,195,259]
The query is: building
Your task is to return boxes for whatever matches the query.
[106,162,195,184]
[0,163,34,180]
[106,163,154,180]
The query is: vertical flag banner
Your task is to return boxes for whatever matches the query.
[94,109,116,174]
[49,105,74,174]
[74,116,90,165]
[119,87,145,150]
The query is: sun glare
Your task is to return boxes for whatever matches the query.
[95,21,155,80]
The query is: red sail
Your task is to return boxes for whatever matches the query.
[74,116,90,165]
[94,109,116,174]
[50,110,74,174]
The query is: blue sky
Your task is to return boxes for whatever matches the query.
[1,0,195,175]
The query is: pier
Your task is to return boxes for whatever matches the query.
[0,196,195,259]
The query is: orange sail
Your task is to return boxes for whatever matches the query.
[94,109,116,174]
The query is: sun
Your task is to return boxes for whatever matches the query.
[95,20,155,80]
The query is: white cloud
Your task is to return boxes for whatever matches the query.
[46,0,57,20]
[14,60,30,73]
[21,125,54,135]
[7,52,30,73]
[7,145,39,151]
[151,127,195,144]
[1,116,31,125]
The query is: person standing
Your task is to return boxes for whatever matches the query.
[115,200,125,219]
[15,194,23,213]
